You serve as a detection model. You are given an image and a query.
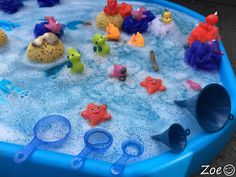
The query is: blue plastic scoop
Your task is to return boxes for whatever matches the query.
[111,140,144,176]
[14,115,71,164]
[70,128,113,170]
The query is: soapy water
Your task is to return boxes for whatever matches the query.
[0,0,220,163]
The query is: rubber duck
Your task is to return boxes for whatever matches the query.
[106,23,120,41]
[81,103,112,127]
[93,33,110,56]
[129,32,145,47]
[161,9,172,24]
[140,76,166,94]
[109,64,127,81]
[67,48,84,73]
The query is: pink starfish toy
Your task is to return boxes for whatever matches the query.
[44,16,63,34]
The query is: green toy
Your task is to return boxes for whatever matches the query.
[67,48,84,73]
[93,33,110,56]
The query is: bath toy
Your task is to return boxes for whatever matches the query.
[186,80,202,91]
[131,7,147,20]
[0,29,8,48]
[27,33,64,63]
[14,115,71,164]
[149,50,159,72]
[96,12,123,31]
[81,103,112,127]
[67,48,84,73]
[104,0,120,16]
[110,140,144,176]
[106,23,120,41]
[71,128,113,170]
[0,0,23,14]
[188,12,219,46]
[152,124,190,153]
[66,20,92,30]
[109,64,127,81]
[175,83,233,133]
[93,33,110,56]
[185,40,222,71]
[34,16,65,38]
[122,10,155,34]
[0,20,20,31]
[37,0,60,7]
[118,2,132,18]
[140,76,166,94]
[161,9,172,24]
[129,32,145,47]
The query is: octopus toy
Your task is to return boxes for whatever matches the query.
[188,12,219,46]
[129,32,145,47]
[106,23,120,41]
[81,103,112,127]
[109,64,127,81]
[140,76,166,94]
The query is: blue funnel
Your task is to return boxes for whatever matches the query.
[175,83,233,133]
[152,123,190,153]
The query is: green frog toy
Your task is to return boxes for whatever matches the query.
[93,33,110,56]
[67,48,84,73]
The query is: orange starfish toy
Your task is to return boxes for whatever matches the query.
[81,103,112,127]
[140,76,166,94]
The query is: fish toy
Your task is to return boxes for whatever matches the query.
[109,64,127,81]
[67,48,84,73]
[140,76,166,94]
[186,80,202,91]
[106,23,120,41]
[129,32,145,47]
[81,103,112,127]
[161,9,172,24]
[93,33,110,56]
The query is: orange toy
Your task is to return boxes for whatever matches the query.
[129,32,145,47]
[119,2,132,18]
[106,23,120,40]
[188,12,219,46]
[140,76,166,94]
[81,103,112,127]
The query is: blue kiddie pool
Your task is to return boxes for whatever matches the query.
[0,0,236,177]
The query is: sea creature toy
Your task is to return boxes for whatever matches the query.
[103,0,120,16]
[0,20,20,31]
[34,16,65,38]
[185,40,222,71]
[186,80,202,91]
[32,33,59,47]
[161,9,172,24]
[109,64,127,81]
[149,50,159,72]
[67,48,84,73]
[122,10,155,34]
[106,23,120,41]
[81,103,112,127]
[119,2,132,18]
[129,32,145,47]
[188,12,219,46]
[93,33,110,56]
[131,7,147,20]
[66,20,92,30]
[0,0,23,14]
[140,76,166,94]
[37,0,60,7]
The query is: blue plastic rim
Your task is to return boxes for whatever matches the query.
[0,0,236,177]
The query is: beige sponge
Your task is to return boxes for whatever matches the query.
[0,29,8,48]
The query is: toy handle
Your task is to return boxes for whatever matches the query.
[14,138,43,164]
[229,113,234,120]
[111,153,130,176]
[70,147,92,170]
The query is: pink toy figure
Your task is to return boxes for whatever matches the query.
[131,7,147,20]
[109,64,127,81]
[186,80,202,91]
[44,16,63,34]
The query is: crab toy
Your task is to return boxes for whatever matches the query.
[140,76,166,94]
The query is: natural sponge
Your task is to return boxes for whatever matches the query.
[96,11,123,31]
[0,29,8,48]
[27,33,64,63]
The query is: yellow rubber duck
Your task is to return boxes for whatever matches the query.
[129,32,145,47]
[162,9,172,24]
[106,23,120,41]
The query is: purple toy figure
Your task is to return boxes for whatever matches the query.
[109,64,127,81]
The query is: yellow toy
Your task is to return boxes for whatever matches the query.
[129,32,144,47]
[162,9,172,24]
[106,23,120,41]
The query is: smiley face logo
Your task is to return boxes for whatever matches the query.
[223,164,235,176]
